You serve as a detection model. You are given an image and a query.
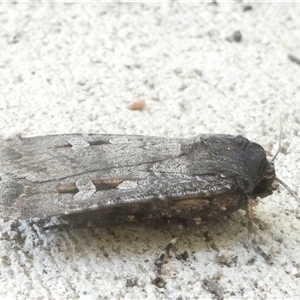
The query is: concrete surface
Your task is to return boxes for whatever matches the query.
[0,2,300,299]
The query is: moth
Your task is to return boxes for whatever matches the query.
[2,133,293,231]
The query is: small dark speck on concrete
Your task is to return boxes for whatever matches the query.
[176,251,189,261]
[152,276,166,288]
[194,68,202,77]
[232,31,242,42]
[181,251,189,261]
[203,278,224,300]
[288,54,300,66]
[216,250,238,267]
[243,5,253,12]
[126,278,138,287]
[209,0,218,5]
[226,31,242,43]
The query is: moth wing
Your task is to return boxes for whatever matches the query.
[0,134,238,219]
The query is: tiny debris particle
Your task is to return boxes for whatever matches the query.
[126,278,137,287]
[127,98,146,110]
[178,83,188,91]
[288,54,300,66]
[152,276,166,288]
[194,68,202,77]
[232,31,242,42]
[227,31,242,43]
[209,0,218,5]
[216,250,238,267]
[181,251,189,261]
[203,279,224,300]
[243,5,252,12]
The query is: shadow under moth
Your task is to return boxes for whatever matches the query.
[0,133,298,261]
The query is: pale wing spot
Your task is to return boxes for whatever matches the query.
[117,180,138,189]
[68,137,90,149]
[74,179,96,200]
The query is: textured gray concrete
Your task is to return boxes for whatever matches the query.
[0,2,300,299]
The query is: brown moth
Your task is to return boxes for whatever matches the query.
[0,133,282,229]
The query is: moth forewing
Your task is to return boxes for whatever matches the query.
[0,134,276,227]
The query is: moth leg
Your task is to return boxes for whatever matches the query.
[203,230,220,253]
[42,223,69,231]
[41,217,70,231]
[154,237,178,274]
[246,198,271,261]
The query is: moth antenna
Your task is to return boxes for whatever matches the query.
[271,123,283,162]
[270,125,299,205]
[274,176,300,205]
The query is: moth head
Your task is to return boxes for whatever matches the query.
[252,160,276,197]
[254,158,300,205]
